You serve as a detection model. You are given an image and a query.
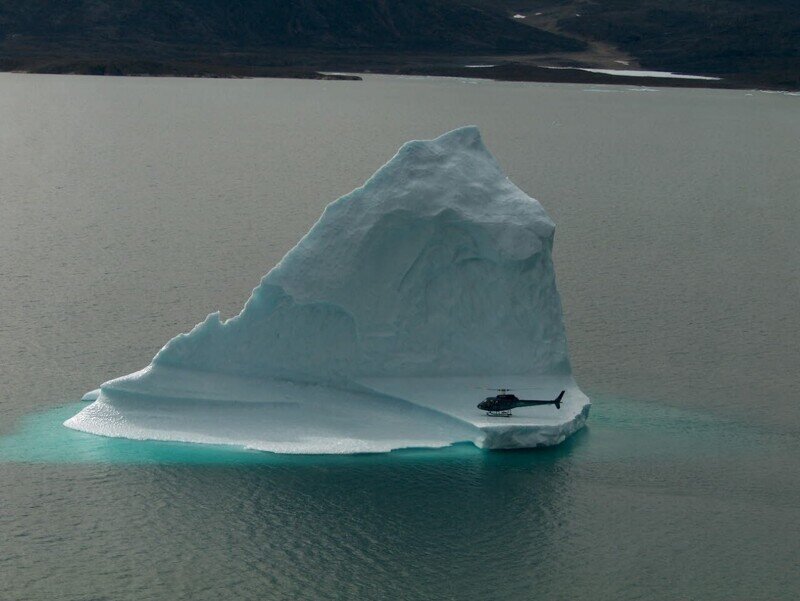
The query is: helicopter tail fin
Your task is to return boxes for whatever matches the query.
[554,390,565,410]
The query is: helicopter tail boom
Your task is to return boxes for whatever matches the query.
[516,390,566,409]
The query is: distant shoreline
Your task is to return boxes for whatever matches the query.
[1,55,794,91]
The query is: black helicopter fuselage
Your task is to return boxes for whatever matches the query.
[478,390,565,413]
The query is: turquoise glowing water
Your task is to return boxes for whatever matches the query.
[2,397,798,600]
[0,398,765,466]
[1,73,798,599]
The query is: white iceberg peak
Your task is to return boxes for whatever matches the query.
[66,127,589,453]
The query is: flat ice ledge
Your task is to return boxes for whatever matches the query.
[359,375,590,450]
[66,368,589,453]
[65,371,475,454]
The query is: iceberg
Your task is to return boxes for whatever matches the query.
[66,127,590,453]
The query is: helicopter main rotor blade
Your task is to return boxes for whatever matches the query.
[473,386,545,391]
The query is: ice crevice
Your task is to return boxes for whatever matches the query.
[66,126,591,453]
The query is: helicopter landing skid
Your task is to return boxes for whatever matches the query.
[485,411,512,418]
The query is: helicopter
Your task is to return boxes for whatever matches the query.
[477,388,565,417]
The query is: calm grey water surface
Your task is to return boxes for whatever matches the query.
[0,73,798,600]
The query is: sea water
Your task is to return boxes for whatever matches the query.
[0,73,798,600]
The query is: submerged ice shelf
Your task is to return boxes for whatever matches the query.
[66,126,590,453]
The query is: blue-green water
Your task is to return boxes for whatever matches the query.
[2,397,798,600]
[0,398,775,466]
[1,73,798,600]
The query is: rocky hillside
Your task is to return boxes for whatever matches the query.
[503,0,800,88]
[0,0,583,54]
[0,0,796,88]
